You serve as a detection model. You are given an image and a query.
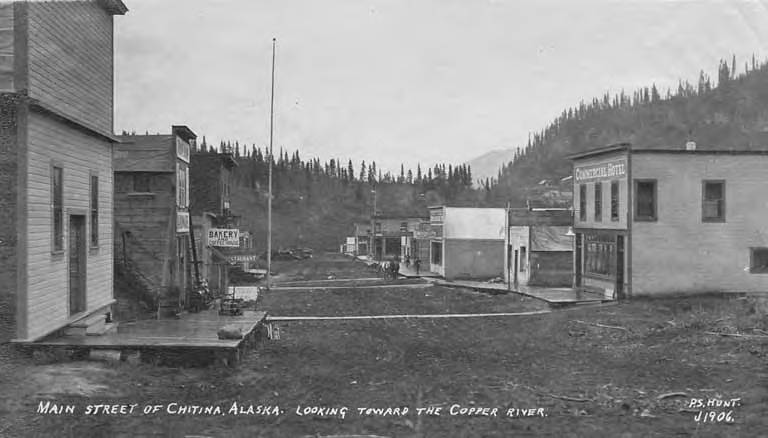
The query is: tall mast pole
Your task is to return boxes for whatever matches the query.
[266,38,276,290]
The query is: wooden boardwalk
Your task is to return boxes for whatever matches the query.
[434,280,611,305]
[33,310,267,351]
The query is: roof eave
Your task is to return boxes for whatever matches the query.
[97,0,128,15]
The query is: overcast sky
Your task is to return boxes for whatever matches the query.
[114,0,768,173]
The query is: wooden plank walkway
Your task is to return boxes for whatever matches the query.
[266,310,551,322]
[269,283,431,291]
[34,311,267,350]
[433,280,611,305]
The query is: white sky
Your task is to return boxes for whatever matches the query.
[114,0,768,173]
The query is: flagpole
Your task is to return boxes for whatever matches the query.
[266,37,276,290]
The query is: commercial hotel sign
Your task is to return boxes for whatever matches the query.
[575,160,627,183]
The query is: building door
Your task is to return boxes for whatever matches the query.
[616,235,625,299]
[68,215,87,316]
[513,249,519,287]
[574,233,582,287]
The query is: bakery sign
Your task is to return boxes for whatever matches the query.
[574,159,627,183]
[207,228,240,247]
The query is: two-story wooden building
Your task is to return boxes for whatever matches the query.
[190,150,238,295]
[0,0,128,342]
[114,126,196,316]
[571,142,768,298]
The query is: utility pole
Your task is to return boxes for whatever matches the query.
[266,38,276,290]
[506,201,511,291]
[370,189,376,261]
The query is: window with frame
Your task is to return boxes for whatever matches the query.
[594,182,602,222]
[177,165,188,208]
[90,175,98,248]
[579,184,587,221]
[702,180,725,222]
[749,248,768,274]
[634,180,657,221]
[52,166,63,252]
[586,242,615,276]
[610,181,619,221]
[519,246,527,272]
[133,173,152,192]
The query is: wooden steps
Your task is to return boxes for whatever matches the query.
[64,311,118,336]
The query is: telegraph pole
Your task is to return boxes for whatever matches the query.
[266,38,276,290]
[370,189,376,261]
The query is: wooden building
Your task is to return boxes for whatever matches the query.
[190,150,238,295]
[0,0,128,342]
[506,208,573,288]
[351,222,370,256]
[571,142,768,298]
[114,126,196,315]
[428,206,506,280]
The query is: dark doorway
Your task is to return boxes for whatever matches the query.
[574,233,582,287]
[616,235,625,299]
[513,249,519,287]
[69,215,87,315]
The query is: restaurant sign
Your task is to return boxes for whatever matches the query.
[574,160,627,183]
[176,211,190,233]
[228,254,259,262]
[208,228,240,247]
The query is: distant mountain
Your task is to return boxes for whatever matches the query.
[465,148,518,184]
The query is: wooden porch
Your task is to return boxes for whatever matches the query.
[26,310,267,366]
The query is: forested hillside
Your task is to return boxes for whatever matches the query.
[488,55,768,205]
[193,141,488,251]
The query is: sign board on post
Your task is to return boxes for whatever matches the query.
[176,211,190,233]
[207,228,240,247]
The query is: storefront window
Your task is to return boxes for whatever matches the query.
[585,234,616,276]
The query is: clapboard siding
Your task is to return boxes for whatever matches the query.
[631,154,768,296]
[26,1,113,134]
[0,3,14,91]
[24,111,113,340]
[114,173,176,294]
[0,95,19,343]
